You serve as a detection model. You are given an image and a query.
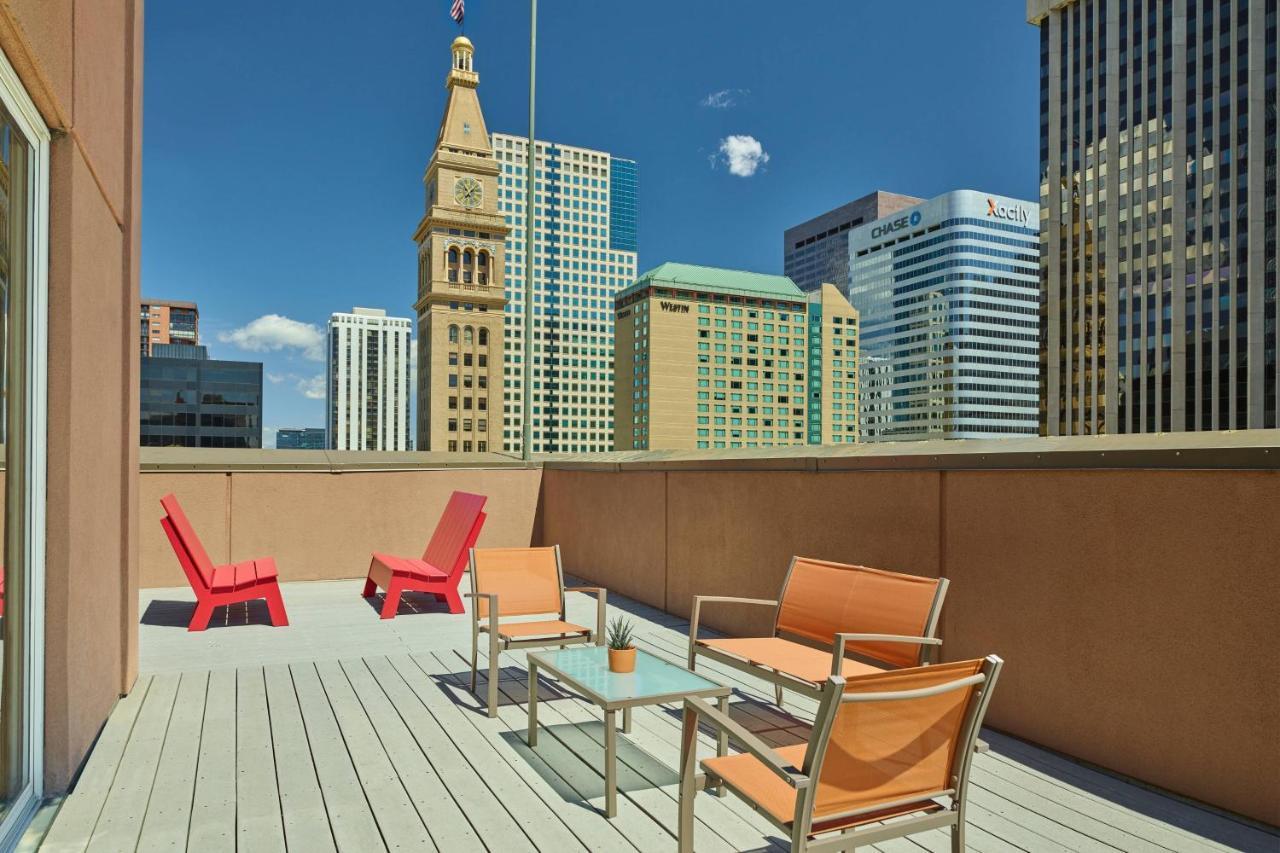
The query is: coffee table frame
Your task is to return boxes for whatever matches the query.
[526,647,731,818]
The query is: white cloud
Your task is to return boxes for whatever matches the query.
[263,426,278,449]
[297,374,325,400]
[266,372,286,384]
[700,88,748,109]
[715,135,770,177]
[218,314,325,361]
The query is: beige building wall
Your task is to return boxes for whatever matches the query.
[0,0,144,793]
[414,37,506,452]
[813,283,859,444]
[615,282,810,450]
[139,299,198,355]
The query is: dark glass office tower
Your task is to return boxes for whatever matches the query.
[783,191,923,294]
[1032,0,1277,434]
[276,428,325,449]
[140,345,263,448]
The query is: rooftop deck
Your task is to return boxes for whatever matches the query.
[41,581,1279,852]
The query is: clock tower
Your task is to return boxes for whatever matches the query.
[413,36,508,452]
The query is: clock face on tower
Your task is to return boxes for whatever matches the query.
[454,177,482,209]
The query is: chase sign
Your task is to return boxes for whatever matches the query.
[870,209,923,239]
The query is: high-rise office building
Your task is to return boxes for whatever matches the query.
[413,36,508,453]
[140,345,262,448]
[276,427,326,449]
[849,190,1041,441]
[326,307,411,451]
[139,299,199,356]
[491,133,639,453]
[614,262,856,450]
[784,191,922,293]
[807,284,861,444]
[1031,0,1277,434]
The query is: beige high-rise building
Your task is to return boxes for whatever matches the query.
[413,36,508,452]
[614,263,857,451]
[806,283,860,445]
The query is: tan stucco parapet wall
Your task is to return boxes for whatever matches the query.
[139,430,1280,474]
[140,447,537,472]
[540,430,1280,473]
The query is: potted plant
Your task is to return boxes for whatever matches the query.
[607,615,637,673]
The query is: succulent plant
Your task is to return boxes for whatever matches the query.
[606,615,635,651]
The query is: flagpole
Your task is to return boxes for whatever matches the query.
[521,0,536,464]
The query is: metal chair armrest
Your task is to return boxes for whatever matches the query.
[682,697,807,789]
[692,595,779,608]
[565,586,608,642]
[464,592,498,628]
[834,632,942,646]
[831,633,943,674]
[688,596,779,661]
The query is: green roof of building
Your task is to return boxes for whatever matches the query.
[618,262,804,302]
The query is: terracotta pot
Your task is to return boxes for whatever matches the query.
[608,647,636,673]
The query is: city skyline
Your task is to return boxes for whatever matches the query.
[141,2,1040,443]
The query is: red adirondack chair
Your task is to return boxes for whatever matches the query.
[160,493,289,632]
[362,490,487,618]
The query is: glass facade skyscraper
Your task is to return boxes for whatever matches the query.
[491,133,639,453]
[327,307,412,452]
[849,190,1042,441]
[1031,0,1277,434]
[140,345,263,448]
[276,427,326,449]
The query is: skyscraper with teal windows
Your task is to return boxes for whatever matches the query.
[490,133,638,453]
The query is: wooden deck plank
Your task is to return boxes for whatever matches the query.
[136,671,209,853]
[394,651,597,853]
[313,659,436,853]
[58,581,1264,853]
[416,651,658,852]
[491,647,782,853]
[40,676,154,853]
[982,730,1277,853]
[415,650,645,853]
[337,657,485,853]
[472,647,741,853]
[288,661,386,853]
[371,653,539,851]
[970,763,1172,853]
[263,664,337,853]
[186,669,237,853]
[974,750,1229,853]
[84,674,181,853]
[236,666,287,852]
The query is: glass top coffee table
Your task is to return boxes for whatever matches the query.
[526,645,731,818]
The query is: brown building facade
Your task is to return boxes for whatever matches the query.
[413,37,507,453]
[0,0,142,842]
[139,298,198,356]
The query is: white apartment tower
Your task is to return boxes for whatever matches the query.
[326,307,412,451]
[490,133,638,453]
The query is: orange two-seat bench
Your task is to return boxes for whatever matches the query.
[688,557,948,705]
[160,493,289,632]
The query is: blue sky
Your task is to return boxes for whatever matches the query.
[143,0,1039,442]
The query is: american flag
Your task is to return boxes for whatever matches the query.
[450,0,464,25]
